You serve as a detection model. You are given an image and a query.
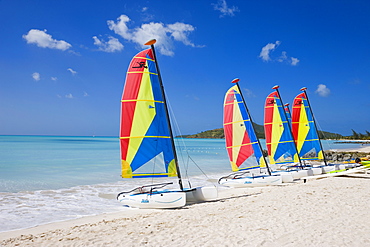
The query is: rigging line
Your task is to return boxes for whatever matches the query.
[315,119,331,149]
[166,92,212,187]
[165,92,190,179]
[186,155,217,187]
[166,98,193,189]
[151,135,160,186]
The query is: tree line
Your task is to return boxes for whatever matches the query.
[179,125,370,140]
[346,129,370,140]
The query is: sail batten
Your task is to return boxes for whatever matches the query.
[121,99,164,103]
[224,119,251,125]
[226,141,258,148]
[120,136,171,139]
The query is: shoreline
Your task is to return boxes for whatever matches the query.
[2,176,370,246]
[329,145,370,153]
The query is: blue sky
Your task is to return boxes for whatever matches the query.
[1,0,369,136]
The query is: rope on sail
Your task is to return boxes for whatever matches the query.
[166,94,217,188]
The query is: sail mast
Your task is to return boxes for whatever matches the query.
[299,87,328,166]
[272,85,303,167]
[232,78,271,175]
[144,39,184,190]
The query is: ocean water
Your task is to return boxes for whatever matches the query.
[0,135,364,232]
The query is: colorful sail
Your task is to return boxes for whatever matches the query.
[119,48,177,178]
[223,85,266,172]
[264,91,299,164]
[284,103,292,124]
[292,92,324,160]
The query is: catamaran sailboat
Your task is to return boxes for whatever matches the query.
[117,39,217,208]
[292,87,327,173]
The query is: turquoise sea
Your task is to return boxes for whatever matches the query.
[0,135,364,232]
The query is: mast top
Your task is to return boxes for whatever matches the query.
[144,39,157,46]
[272,85,279,89]
[231,78,240,84]
[300,87,307,91]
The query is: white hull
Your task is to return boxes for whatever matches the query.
[219,175,282,188]
[275,167,322,180]
[276,169,312,179]
[322,164,347,174]
[311,167,323,175]
[185,186,218,203]
[301,165,369,182]
[117,191,186,209]
[271,171,294,183]
[293,169,313,179]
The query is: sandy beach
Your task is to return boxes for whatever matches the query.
[331,144,370,153]
[1,170,370,247]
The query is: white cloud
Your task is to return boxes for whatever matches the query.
[32,72,40,81]
[291,57,300,66]
[93,36,123,52]
[167,23,196,47]
[185,94,200,101]
[349,78,361,85]
[107,14,198,56]
[243,88,256,98]
[259,41,280,61]
[65,93,74,99]
[212,0,239,17]
[23,29,71,51]
[315,84,330,97]
[141,7,154,21]
[51,77,57,81]
[108,15,131,39]
[83,91,89,97]
[277,51,287,62]
[259,41,299,66]
[67,68,77,75]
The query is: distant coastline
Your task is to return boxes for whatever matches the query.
[334,141,370,145]
[177,123,364,140]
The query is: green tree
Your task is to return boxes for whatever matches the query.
[351,129,359,140]
[359,133,365,140]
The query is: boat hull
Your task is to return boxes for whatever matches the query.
[301,165,370,182]
[271,171,294,183]
[322,164,349,173]
[117,191,186,209]
[278,169,313,179]
[275,166,324,181]
[219,175,282,188]
[185,186,218,203]
[310,167,323,175]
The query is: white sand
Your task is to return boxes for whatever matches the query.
[330,144,370,153]
[343,145,370,153]
[1,173,370,247]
